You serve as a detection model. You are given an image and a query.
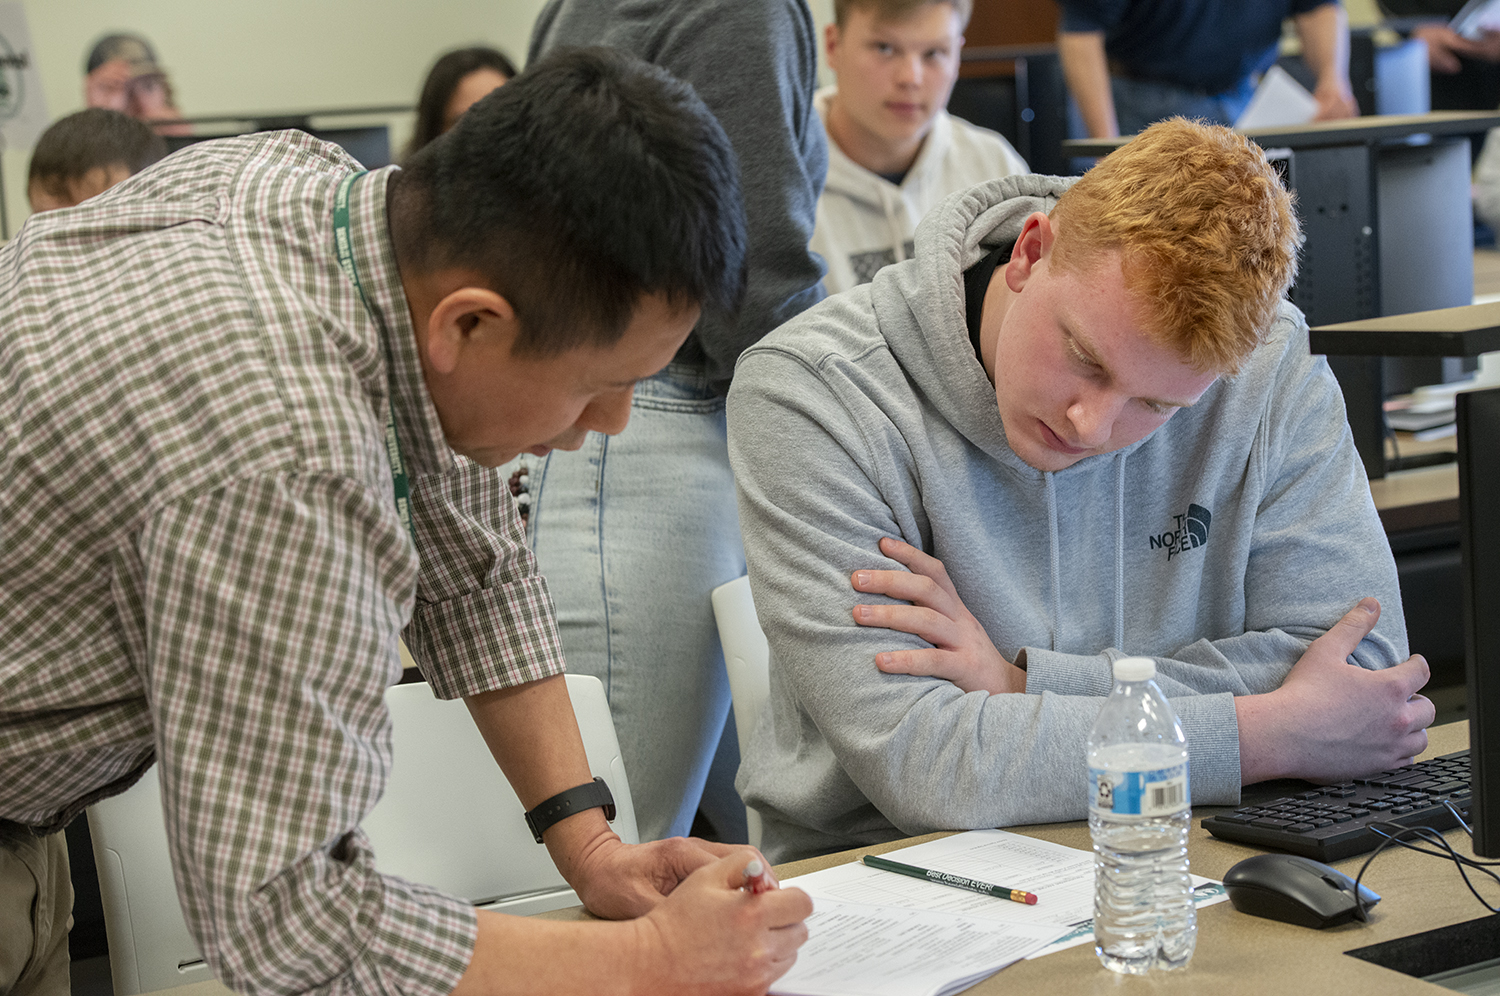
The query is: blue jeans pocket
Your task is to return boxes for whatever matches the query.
[631,363,725,414]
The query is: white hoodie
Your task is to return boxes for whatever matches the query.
[811,84,1028,295]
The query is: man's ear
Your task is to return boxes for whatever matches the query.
[422,287,518,376]
[1004,212,1055,293]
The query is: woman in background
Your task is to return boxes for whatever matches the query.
[406,46,517,157]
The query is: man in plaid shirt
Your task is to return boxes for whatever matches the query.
[0,49,809,996]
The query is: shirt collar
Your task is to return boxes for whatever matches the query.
[341,166,455,478]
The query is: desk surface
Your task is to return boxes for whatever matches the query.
[759,721,1479,996]
[1370,435,1459,531]
[145,726,1477,996]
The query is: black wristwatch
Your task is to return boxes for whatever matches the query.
[524,777,617,843]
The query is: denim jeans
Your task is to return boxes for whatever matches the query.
[520,363,748,842]
[1109,75,1256,134]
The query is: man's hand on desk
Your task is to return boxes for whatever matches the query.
[542,806,767,918]
[1236,597,1435,785]
[453,850,811,996]
[632,852,812,995]
[851,537,1026,695]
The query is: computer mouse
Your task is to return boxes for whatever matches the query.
[1222,853,1381,929]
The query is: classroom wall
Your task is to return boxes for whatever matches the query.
[0,0,1385,232]
[3,0,554,230]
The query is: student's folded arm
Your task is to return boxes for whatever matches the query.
[728,350,1242,832]
[1026,317,1408,702]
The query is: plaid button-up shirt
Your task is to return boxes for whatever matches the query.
[0,131,567,996]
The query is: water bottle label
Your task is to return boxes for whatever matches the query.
[1089,763,1190,816]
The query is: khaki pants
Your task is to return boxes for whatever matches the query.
[0,832,72,996]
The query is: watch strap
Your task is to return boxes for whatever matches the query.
[524,777,616,844]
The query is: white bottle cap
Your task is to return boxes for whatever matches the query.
[1112,657,1156,682]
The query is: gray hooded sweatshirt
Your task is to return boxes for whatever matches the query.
[726,174,1408,863]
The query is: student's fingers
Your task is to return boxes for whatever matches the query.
[1305,597,1381,664]
[1406,691,1437,732]
[854,602,953,646]
[874,648,965,681]
[877,536,954,588]
[1386,653,1432,697]
[852,569,956,615]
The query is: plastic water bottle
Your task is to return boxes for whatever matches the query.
[1087,656,1195,974]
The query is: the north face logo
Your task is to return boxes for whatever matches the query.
[1149,503,1212,561]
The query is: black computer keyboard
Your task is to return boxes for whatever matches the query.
[1201,750,1472,861]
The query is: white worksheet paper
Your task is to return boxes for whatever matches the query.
[782,830,1228,964]
[786,830,1100,927]
[768,897,1063,996]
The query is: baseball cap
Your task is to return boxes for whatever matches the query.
[85,34,162,77]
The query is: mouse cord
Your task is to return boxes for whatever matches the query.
[1352,821,1500,921]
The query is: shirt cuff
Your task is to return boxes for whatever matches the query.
[1173,694,1243,806]
[408,577,568,700]
[359,874,477,996]
[1022,647,1116,696]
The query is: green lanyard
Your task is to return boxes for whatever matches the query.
[333,172,416,544]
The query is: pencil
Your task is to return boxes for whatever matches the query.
[861,854,1039,905]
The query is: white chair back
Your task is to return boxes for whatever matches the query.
[710,575,770,849]
[89,671,634,995]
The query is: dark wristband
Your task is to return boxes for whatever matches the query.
[524,776,616,844]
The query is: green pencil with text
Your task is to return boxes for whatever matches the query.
[861,854,1039,905]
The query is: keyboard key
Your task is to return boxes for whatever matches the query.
[1212,813,1256,824]
[1312,819,1334,827]
[1252,818,1295,829]
[1287,823,1315,833]
[1391,806,1414,815]
[1366,801,1393,810]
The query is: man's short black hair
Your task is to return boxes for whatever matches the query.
[390,46,748,356]
[28,108,168,197]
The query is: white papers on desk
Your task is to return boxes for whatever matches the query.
[769,900,1061,996]
[789,831,1100,927]
[774,830,1229,995]
[1235,64,1319,130]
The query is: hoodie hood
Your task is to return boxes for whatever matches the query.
[873,173,1075,472]
[810,86,1030,296]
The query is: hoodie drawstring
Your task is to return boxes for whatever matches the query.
[1045,472,1060,652]
[883,185,907,264]
[1114,452,1127,652]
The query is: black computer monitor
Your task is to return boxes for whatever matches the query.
[1457,386,1500,857]
[163,125,391,169]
